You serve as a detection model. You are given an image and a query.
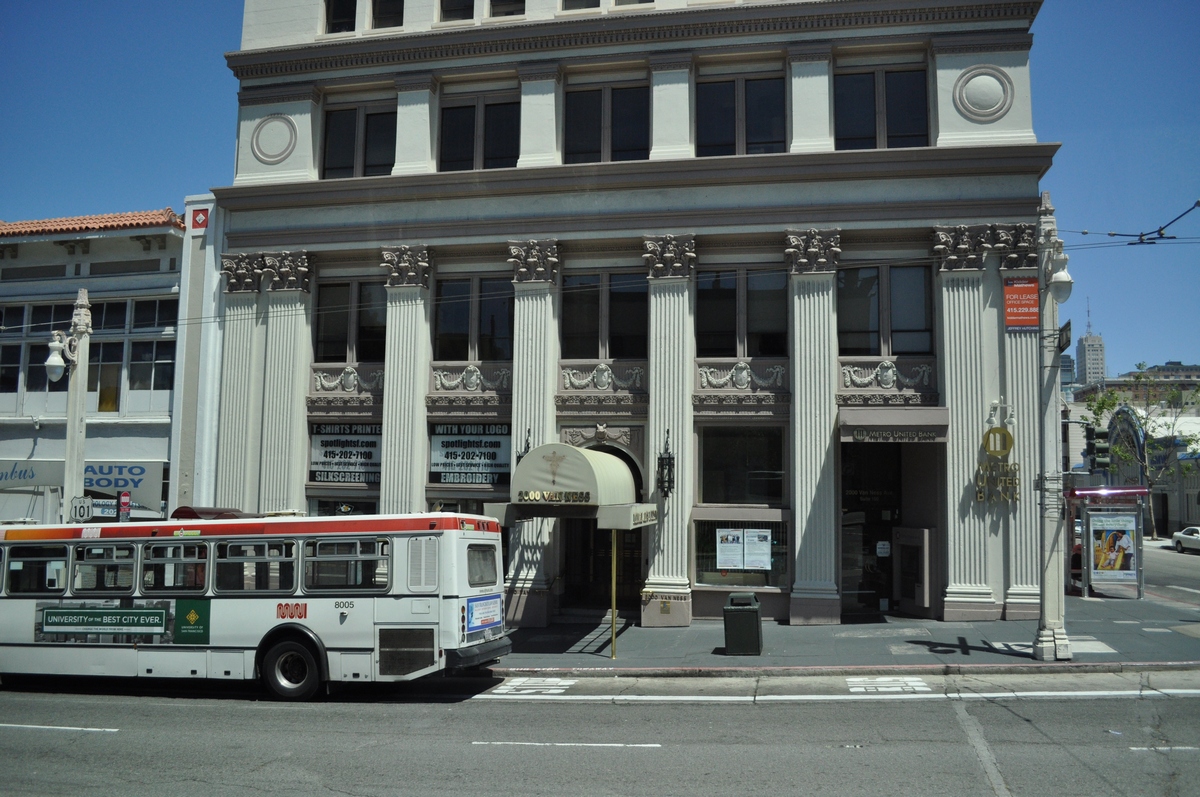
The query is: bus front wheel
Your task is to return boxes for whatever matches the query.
[262,641,320,701]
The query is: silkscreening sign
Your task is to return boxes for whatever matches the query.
[309,423,382,485]
[429,423,511,487]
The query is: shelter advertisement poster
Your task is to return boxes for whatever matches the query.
[716,529,744,570]
[1089,512,1138,582]
[428,423,511,487]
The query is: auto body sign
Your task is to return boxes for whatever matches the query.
[0,459,162,507]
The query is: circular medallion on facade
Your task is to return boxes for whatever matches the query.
[250,114,298,165]
[952,66,1014,123]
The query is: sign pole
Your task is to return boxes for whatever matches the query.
[611,529,617,659]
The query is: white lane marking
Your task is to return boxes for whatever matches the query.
[847,676,931,693]
[1113,620,1139,624]
[1152,585,1200,595]
[0,722,118,733]
[475,689,1200,704]
[954,701,1013,797]
[472,742,661,748]
[1143,628,1173,633]
[477,694,754,702]
[490,677,577,695]
[1130,746,1200,752]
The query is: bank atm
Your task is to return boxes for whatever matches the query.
[891,527,942,618]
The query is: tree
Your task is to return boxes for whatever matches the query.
[1083,363,1200,540]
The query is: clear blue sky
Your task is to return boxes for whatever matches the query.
[1,0,1195,377]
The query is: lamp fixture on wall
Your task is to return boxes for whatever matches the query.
[656,429,675,498]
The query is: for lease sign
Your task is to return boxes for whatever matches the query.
[1004,277,1039,330]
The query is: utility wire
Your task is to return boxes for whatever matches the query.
[1068,199,1200,245]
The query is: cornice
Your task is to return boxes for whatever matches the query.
[239,83,321,106]
[227,1,1040,81]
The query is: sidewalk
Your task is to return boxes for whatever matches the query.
[494,591,1200,677]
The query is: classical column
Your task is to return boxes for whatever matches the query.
[392,74,438,176]
[649,55,693,161]
[517,64,560,169]
[214,254,266,512]
[642,234,695,627]
[506,239,561,627]
[257,252,312,514]
[785,230,842,624]
[788,46,834,154]
[997,223,1043,617]
[933,227,999,619]
[379,246,433,513]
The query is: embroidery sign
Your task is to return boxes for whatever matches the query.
[428,423,511,487]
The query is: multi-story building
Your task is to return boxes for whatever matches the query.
[180,0,1070,627]
[0,210,185,522]
[1073,361,1200,412]
[1074,324,1105,387]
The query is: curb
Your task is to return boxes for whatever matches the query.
[493,660,1200,678]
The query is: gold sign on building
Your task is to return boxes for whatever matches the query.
[975,427,1019,503]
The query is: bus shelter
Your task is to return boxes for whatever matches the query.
[485,443,657,657]
[1068,486,1148,599]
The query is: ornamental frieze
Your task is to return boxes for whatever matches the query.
[313,366,384,394]
[432,364,512,392]
[697,361,786,391]
[561,423,634,449]
[842,361,933,390]
[380,245,432,288]
[643,234,696,279]
[508,239,559,283]
[561,363,645,391]
[784,229,841,273]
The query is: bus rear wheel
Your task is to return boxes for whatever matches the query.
[262,641,320,701]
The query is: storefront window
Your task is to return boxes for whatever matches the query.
[695,520,787,588]
[699,426,784,505]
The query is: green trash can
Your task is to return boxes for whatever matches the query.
[723,592,762,655]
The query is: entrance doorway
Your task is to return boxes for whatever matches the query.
[561,519,643,610]
[840,442,901,620]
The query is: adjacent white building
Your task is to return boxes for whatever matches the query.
[178,0,1072,627]
[0,210,185,522]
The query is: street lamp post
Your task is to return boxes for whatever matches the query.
[1033,208,1073,661]
[45,289,92,522]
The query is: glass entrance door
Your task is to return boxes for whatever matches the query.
[840,442,901,619]
[562,519,642,610]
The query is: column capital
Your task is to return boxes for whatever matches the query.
[649,52,693,72]
[932,224,1038,271]
[784,228,841,274]
[220,252,262,293]
[508,239,559,283]
[380,245,432,288]
[518,62,561,83]
[787,43,832,64]
[643,234,696,279]
[261,250,310,292]
[394,71,437,93]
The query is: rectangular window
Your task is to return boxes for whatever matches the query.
[141,543,208,593]
[0,305,26,335]
[696,76,785,157]
[327,0,357,32]
[303,538,390,591]
[837,265,932,356]
[7,545,68,595]
[834,68,927,151]
[322,107,397,179]
[314,281,387,363]
[441,0,474,21]
[128,340,175,391]
[373,0,404,27]
[467,544,499,587]
[562,0,599,8]
[29,304,73,336]
[0,345,19,393]
[132,298,178,329]
[695,269,786,358]
[695,520,787,588]
[490,0,524,16]
[564,85,650,164]
[215,541,296,593]
[72,544,135,594]
[88,341,124,412]
[560,273,648,360]
[439,96,520,171]
[700,426,784,505]
[434,277,515,362]
[91,301,127,331]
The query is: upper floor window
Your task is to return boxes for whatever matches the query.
[326,0,357,33]
[834,68,928,150]
[564,86,650,164]
[695,269,788,358]
[434,277,514,362]
[373,0,404,27]
[441,0,474,21]
[490,0,524,15]
[322,106,397,179]
[561,272,648,360]
[314,282,387,363]
[439,96,520,171]
[837,265,932,356]
[696,75,786,157]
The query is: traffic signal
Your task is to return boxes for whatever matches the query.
[1093,428,1111,470]
[1085,424,1096,470]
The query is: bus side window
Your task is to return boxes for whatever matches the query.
[215,541,295,593]
[7,546,69,595]
[141,542,208,593]
[72,545,136,594]
[303,538,389,592]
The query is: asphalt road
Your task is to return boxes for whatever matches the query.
[1145,538,1200,598]
[3,673,1200,797]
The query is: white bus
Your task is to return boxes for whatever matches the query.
[0,512,511,700]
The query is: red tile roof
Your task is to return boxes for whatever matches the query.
[0,209,184,238]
